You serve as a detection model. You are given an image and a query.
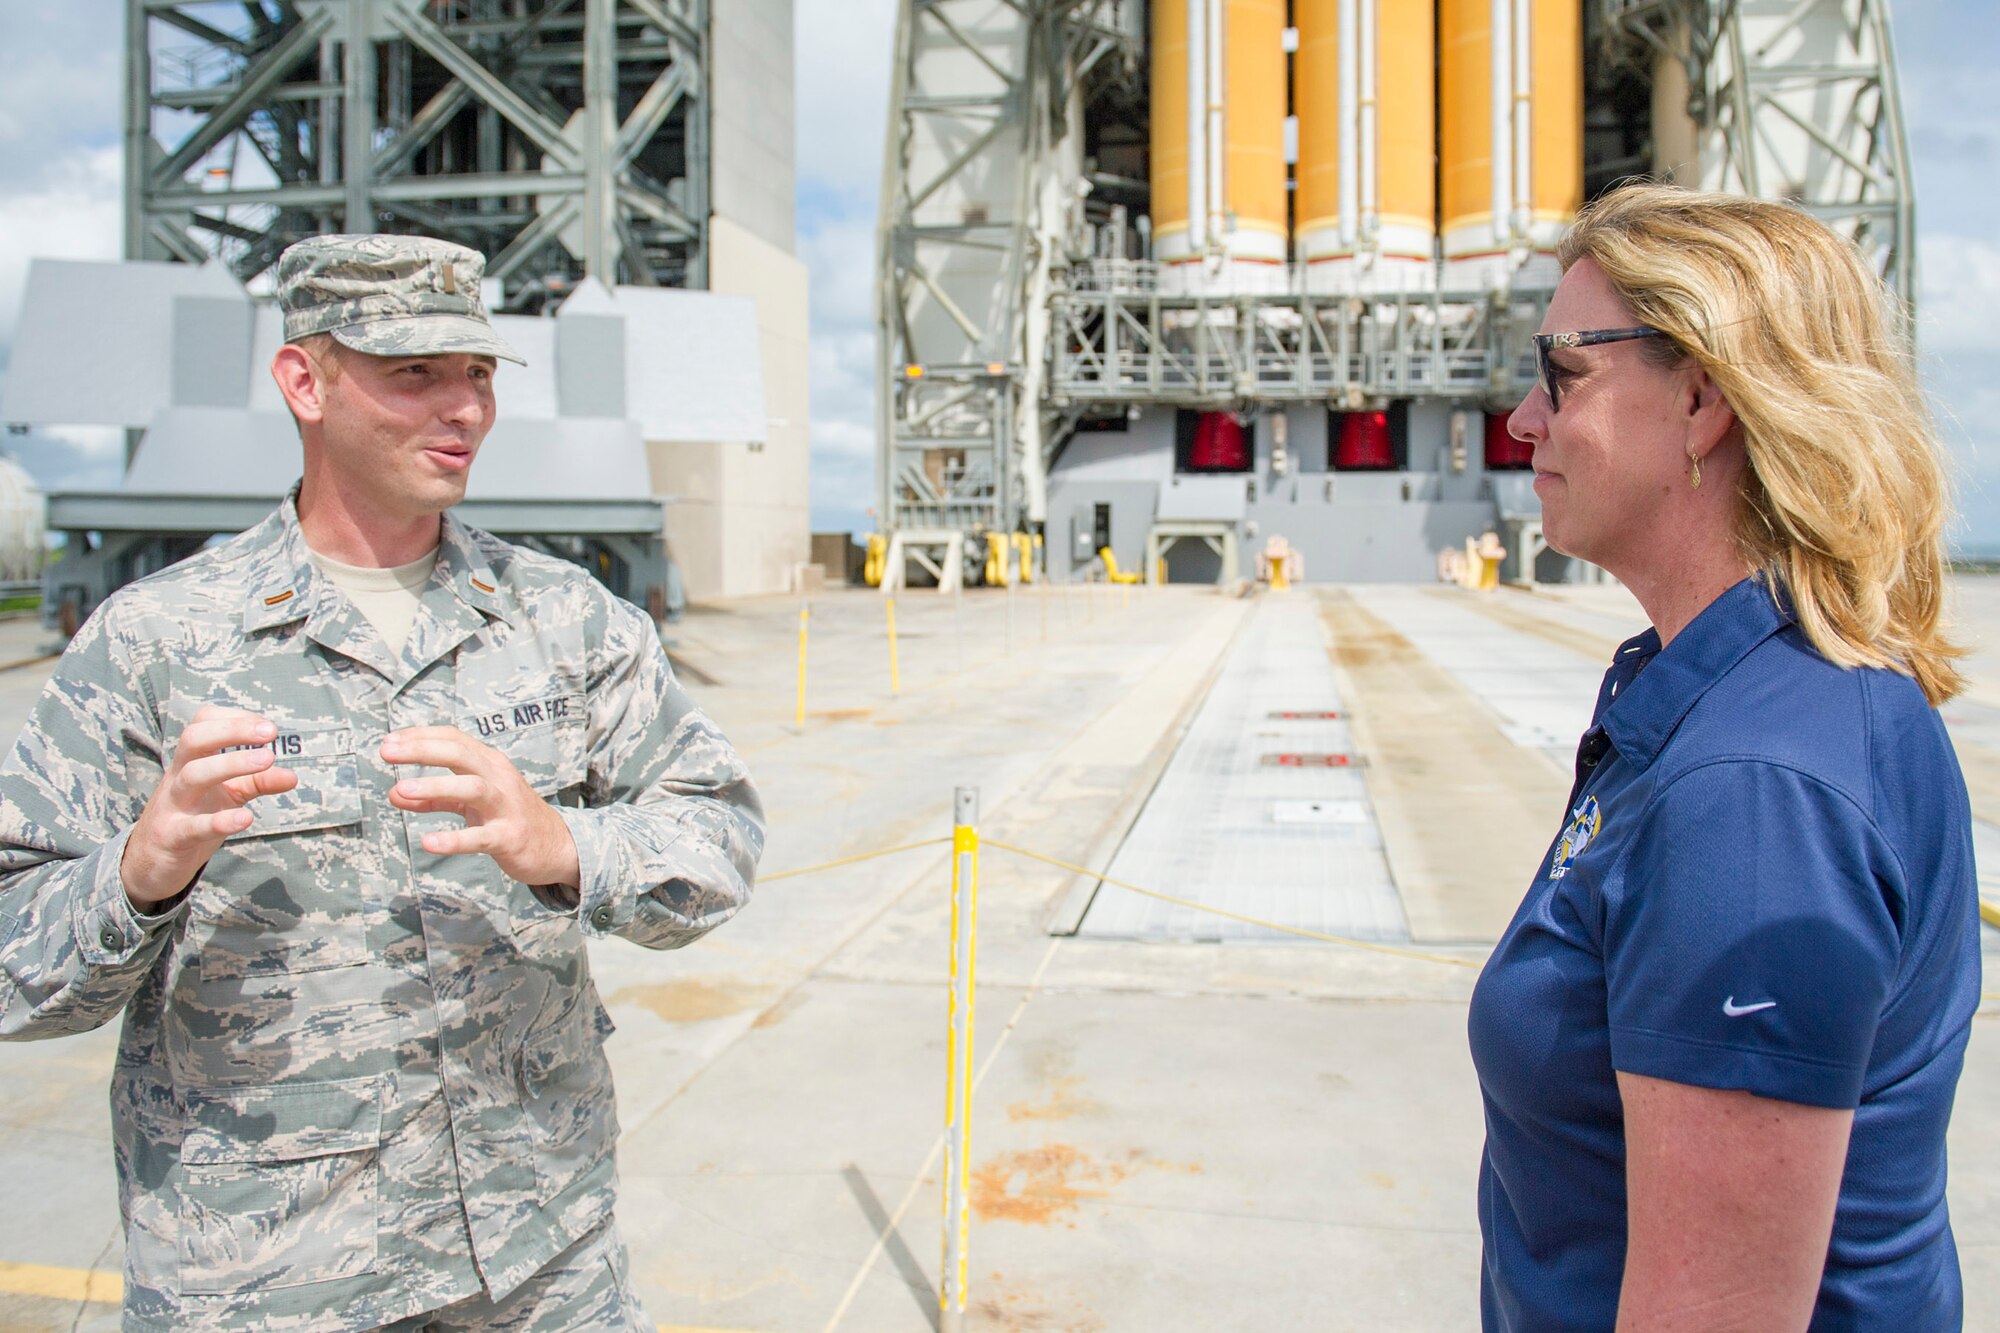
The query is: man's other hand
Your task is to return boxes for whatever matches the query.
[381,726,581,889]
[121,704,300,909]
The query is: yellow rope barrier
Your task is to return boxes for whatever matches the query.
[762,835,1476,967]
[758,838,1994,985]
[981,839,1483,969]
[758,837,952,884]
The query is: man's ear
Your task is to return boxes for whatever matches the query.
[271,343,329,428]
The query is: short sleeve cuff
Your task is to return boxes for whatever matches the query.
[1611,1024,1865,1110]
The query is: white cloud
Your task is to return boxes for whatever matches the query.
[794,0,897,530]
[0,146,123,362]
[799,212,880,337]
[0,5,125,494]
[1910,231,2000,548]
[1,425,124,496]
[810,416,876,462]
[1916,233,2000,357]
[795,0,897,211]
[0,4,120,188]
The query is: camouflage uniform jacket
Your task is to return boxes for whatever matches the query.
[0,492,763,1331]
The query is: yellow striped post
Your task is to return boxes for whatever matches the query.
[795,600,810,728]
[940,787,980,1333]
[886,596,902,695]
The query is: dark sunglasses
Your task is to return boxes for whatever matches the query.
[1532,326,1667,412]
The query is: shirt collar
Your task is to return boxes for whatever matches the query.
[241,485,517,634]
[433,506,515,626]
[1598,575,1794,770]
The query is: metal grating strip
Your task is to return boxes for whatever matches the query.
[1078,596,1410,943]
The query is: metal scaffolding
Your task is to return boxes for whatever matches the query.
[1050,262,1540,408]
[877,0,1920,554]
[1600,0,1916,305]
[125,0,710,298]
[876,0,1143,538]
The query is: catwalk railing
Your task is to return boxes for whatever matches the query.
[1049,259,1553,406]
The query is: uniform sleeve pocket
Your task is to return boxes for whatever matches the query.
[178,1076,382,1295]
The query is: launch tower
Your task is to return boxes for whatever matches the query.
[875,0,1914,585]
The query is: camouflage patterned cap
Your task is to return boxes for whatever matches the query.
[276,233,525,365]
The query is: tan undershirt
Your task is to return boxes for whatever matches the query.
[309,547,439,655]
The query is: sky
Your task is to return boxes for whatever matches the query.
[1,2,1997,547]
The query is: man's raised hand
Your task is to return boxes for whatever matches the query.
[120,704,300,910]
[380,726,581,890]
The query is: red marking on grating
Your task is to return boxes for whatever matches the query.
[1262,753,1352,767]
[1269,710,1341,720]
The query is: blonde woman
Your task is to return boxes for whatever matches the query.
[1468,184,1980,1331]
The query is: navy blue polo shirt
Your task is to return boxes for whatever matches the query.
[1468,576,1982,1331]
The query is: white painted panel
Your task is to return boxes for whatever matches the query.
[2,259,245,428]
[558,285,767,443]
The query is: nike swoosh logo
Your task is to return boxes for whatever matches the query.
[1722,997,1778,1017]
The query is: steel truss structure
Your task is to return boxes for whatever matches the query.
[877,0,1143,535]
[1600,0,1915,303]
[126,0,709,298]
[877,0,1918,544]
[1051,262,1536,407]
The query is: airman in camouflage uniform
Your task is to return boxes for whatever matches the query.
[0,234,763,1330]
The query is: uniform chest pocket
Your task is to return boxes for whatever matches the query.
[198,724,370,979]
[221,725,363,840]
[462,694,588,799]
[177,1076,382,1295]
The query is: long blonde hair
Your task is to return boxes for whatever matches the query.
[1558,183,1964,705]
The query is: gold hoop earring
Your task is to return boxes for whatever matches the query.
[1689,454,1703,490]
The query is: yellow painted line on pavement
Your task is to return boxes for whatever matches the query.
[1981,897,2000,930]
[0,1261,771,1332]
[0,1260,122,1304]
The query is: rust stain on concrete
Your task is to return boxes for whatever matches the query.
[971,1145,1119,1226]
[1005,1075,1101,1123]
[970,1145,1200,1227]
[612,978,772,1024]
[972,1291,1106,1332]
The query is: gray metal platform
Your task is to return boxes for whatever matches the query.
[1078,594,1410,943]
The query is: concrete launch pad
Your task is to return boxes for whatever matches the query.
[0,580,1993,1333]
